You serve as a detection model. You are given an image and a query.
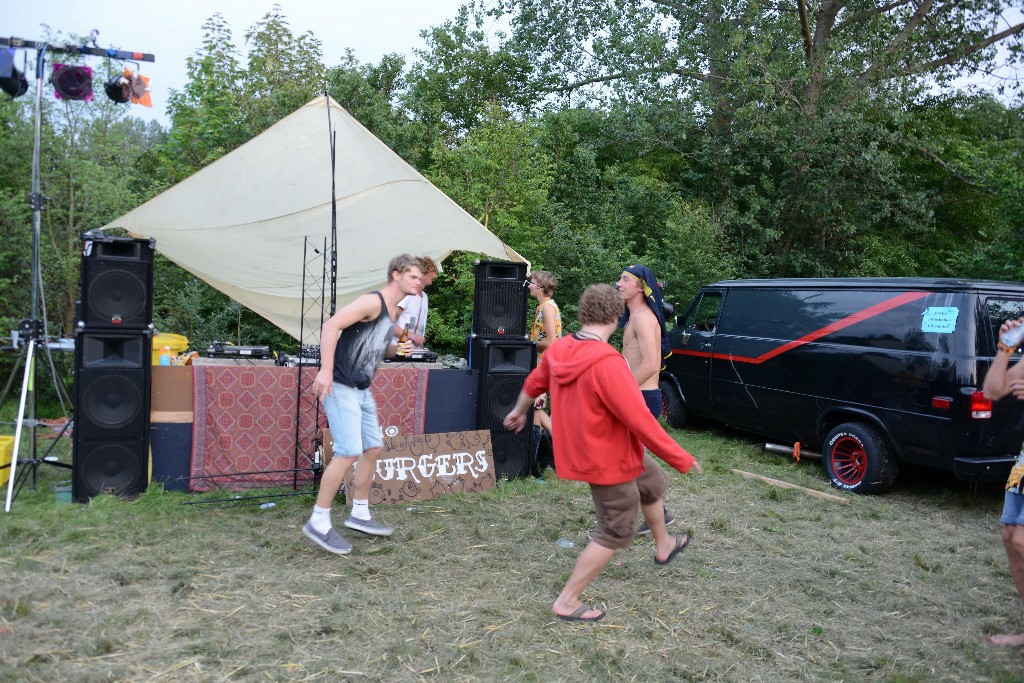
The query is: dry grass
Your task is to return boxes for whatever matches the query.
[1,424,1023,682]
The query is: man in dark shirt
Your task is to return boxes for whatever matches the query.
[302,254,421,555]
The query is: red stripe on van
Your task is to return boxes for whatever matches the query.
[672,291,932,364]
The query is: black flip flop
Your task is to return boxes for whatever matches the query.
[558,605,605,622]
[654,534,691,565]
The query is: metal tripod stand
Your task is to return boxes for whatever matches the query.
[3,43,73,512]
[3,321,72,511]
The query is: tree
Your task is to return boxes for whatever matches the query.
[162,13,244,181]
[910,94,1024,280]
[480,0,1024,276]
[425,104,553,351]
[238,5,326,134]
[0,93,39,394]
[404,3,539,143]
[326,52,434,167]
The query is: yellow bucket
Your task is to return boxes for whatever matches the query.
[152,333,191,365]
[0,436,13,487]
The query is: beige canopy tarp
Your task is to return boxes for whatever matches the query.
[102,96,525,341]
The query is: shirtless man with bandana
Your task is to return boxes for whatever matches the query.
[617,264,678,536]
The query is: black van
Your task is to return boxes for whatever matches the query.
[659,278,1024,493]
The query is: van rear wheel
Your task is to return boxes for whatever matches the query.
[659,380,688,428]
[824,423,897,494]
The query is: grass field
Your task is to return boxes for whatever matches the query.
[1,423,1023,682]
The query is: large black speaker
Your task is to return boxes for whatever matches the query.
[79,234,155,330]
[72,328,152,502]
[472,260,529,338]
[475,339,536,480]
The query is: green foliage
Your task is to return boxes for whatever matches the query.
[423,105,551,354]
[238,7,326,131]
[485,0,1024,278]
[405,3,540,140]
[162,13,245,180]
[163,7,326,181]
[423,251,484,354]
[428,104,551,246]
[0,95,35,340]
[906,94,1024,281]
[326,53,437,168]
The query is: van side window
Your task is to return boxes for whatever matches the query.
[987,299,1024,352]
[721,288,957,352]
[688,293,722,332]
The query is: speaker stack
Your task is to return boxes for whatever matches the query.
[72,234,155,502]
[469,260,535,480]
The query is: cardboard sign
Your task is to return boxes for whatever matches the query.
[330,430,497,504]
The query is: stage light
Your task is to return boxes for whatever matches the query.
[104,74,130,103]
[125,71,152,107]
[51,64,93,101]
[0,49,28,99]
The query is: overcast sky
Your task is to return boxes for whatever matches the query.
[5,0,479,126]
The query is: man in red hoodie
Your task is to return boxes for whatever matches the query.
[504,284,702,622]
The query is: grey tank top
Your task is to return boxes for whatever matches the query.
[332,292,395,389]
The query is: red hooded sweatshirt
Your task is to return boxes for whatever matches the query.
[523,334,696,485]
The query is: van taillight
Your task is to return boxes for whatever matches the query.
[971,391,992,419]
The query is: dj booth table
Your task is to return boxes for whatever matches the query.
[150,360,478,492]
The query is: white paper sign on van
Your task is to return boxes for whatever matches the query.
[921,307,959,333]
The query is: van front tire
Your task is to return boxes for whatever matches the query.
[659,380,688,428]
[824,423,897,494]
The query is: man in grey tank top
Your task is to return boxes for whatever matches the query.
[302,254,422,555]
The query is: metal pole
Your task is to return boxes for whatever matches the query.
[25,45,46,471]
[30,48,43,321]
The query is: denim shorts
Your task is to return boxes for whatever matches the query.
[1001,489,1024,526]
[321,382,383,456]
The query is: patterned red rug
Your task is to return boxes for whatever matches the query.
[189,365,429,492]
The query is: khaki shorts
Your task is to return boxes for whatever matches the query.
[588,453,669,550]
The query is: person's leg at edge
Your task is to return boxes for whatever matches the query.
[345,385,386,524]
[991,521,1024,646]
[308,382,365,533]
[641,498,684,564]
[636,470,673,532]
[309,455,357,532]
[636,452,687,562]
[638,389,673,531]
[553,541,614,620]
[534,408,552,432]
[564,481,636,619]
[348,446,382,520]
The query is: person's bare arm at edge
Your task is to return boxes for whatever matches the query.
[312,293,386,401]
[630,308,662,389]
[984,318,1024,401]
[504,390,538,433]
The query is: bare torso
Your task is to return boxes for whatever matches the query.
[622,305,661,390]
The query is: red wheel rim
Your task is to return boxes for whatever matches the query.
[831,435,866,485]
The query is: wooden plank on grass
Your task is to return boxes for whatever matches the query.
[731,469,850,504]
